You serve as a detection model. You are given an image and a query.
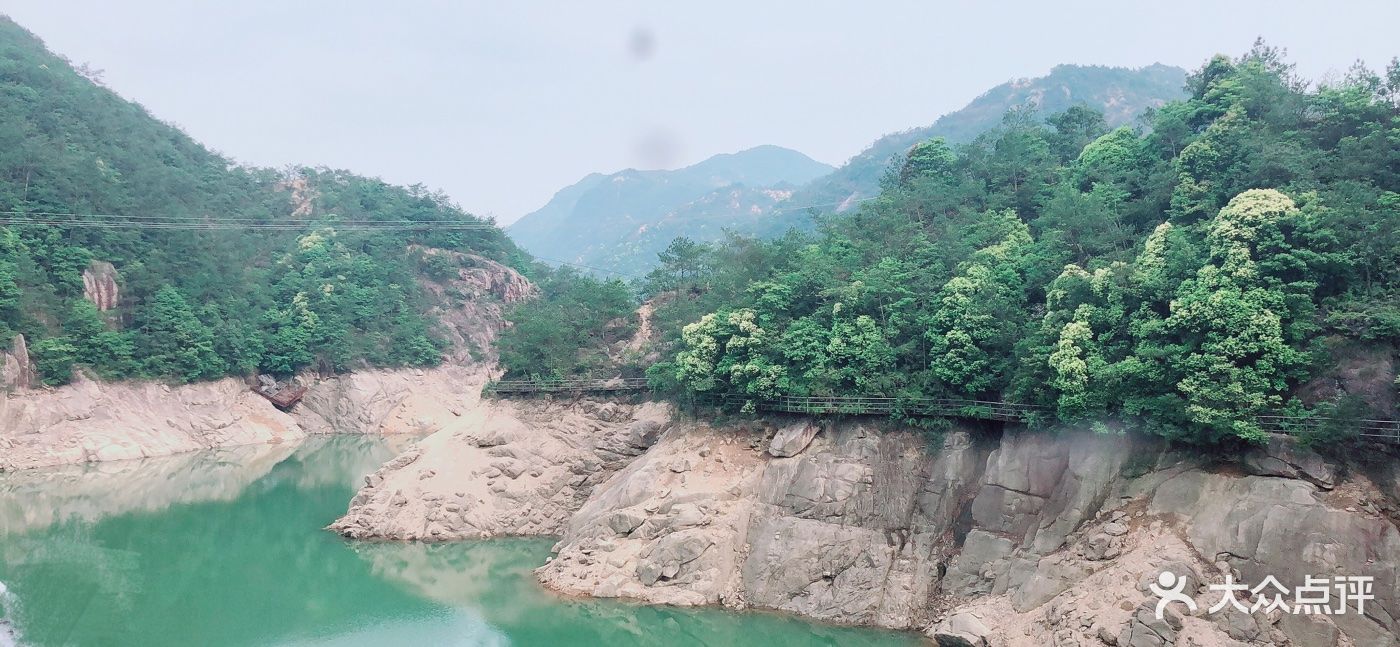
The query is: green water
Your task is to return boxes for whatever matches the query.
[0,436,921,647]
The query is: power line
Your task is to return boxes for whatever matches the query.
[0,211,497,231]
[0,210,497,225]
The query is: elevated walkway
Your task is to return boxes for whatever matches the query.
[482,379,1400,443]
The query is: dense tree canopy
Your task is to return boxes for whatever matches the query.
[495,267,635,380]
[625,44,1400,444]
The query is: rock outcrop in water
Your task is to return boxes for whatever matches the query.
[529,417,1400,647]
[329,398,673,540]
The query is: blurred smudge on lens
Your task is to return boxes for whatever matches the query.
[627,27,655,62]
[631,128,681,169]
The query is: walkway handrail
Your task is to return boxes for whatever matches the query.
[481,379,1400,443]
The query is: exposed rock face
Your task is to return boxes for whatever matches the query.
[456,252,535,305]
[1297,342,1397,414]
[293,365,487,435]
[1239,434,1336,488]
[540,421,992,624]
[0,374,304,471]
[328,398,673,541]
[0,366,503,471]
[534,422,1400,646]
[81,260,120,311]
[1,334,32,391]
[410,246,536,363]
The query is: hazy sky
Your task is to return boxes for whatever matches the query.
[6,1,1399,224]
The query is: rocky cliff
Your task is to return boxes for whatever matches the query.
[522,417,1398,647]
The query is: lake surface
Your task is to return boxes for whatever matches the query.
[0,436,921,647]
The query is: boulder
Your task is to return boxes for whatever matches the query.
[637,530,713,586]
[1239,433,1336,489]
[768,421,819,457]
[931,612,992,647]
[1116,604,1175,647]
[627,419,664,449]
[607,509,647,536]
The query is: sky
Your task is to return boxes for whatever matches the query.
[5,1,1399,225]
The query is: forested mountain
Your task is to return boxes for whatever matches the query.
[775,64,1189,228]
[505,43,1400,446]
[0,17,527,386]
[511,65,1185,278]
[506,145,832,277]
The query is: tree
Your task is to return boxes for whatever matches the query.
[1047,105,1108,163]
[261,294,318,375]
[1153,265,1303,443]
[899,138,957,185]
[30,337,77,386]
[925,212,1031,397]
[0,230,21,338]
[63,300,136,378]
[644,237,712,295]
[136,286,225,382]
[496,268,635,379]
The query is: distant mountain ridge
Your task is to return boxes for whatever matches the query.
[506,145,833,276]
[778,63,1190,227]
[510,63,1188,277]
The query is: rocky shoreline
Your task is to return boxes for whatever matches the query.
[5,363,1398,645]
[0,364,490,472]
[334,402,1400,647]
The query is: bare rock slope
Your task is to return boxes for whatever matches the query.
[329,398,673,540]
[0,375,303,471]
[0,365,493,472]
[535,419,1400,647]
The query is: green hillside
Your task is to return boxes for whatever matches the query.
[509,45,1400,446]
[0,17,527,385]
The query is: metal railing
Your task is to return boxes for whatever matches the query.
[745,395,1047,423]
[1255,415,1400,443]
[481,379,1400,443]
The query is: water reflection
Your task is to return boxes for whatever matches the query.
[0,435,423,537]
[0,441,301,536]
[355,539,921,646]
[0,436,917,647]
